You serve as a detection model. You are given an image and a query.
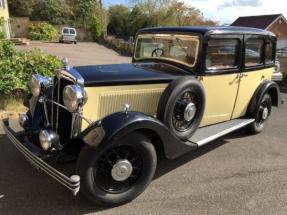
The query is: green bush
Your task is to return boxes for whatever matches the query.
[0,17,4,39]
[0,40,62,96]
[90,16,101,41]
[28,22,58,41]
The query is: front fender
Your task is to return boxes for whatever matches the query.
[81,111,197,159]
[247,80,281,116]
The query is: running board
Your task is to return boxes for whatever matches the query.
[188,118,255,147]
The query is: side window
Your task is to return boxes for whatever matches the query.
[245,39,264,67]
[265,41,275,64]
[206,39,240,70]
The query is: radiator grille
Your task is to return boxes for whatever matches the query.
[51,76,73,144]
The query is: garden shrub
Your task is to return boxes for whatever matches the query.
[28,22,58,41]
[0,40,62,97]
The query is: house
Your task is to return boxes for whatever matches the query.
[0,0,11,39]
[231,14,287,49]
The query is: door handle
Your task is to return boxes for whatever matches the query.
[237,73,248,78]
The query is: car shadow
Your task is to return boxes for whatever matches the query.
[0,128,247,214]
[154,129,248,180]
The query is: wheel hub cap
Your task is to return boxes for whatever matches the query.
[111,159,133,182]
[262,107,269,120]
[184,102,197,121]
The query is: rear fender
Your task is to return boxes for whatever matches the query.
[247,80,281,117]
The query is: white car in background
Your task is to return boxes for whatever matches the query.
[59,27,77,44]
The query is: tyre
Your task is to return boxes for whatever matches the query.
[74,41,77,44]
[77,132,157,206]
[247,93,272,134]
[157,77,205,140]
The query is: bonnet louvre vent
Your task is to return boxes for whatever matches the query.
[98,89,164,118]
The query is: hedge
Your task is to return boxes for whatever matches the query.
[0,40,62,96]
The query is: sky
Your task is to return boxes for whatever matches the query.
[104,0,287,24]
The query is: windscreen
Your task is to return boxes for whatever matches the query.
[134,34,199,67]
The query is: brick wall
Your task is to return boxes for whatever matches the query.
[267,17,287,39]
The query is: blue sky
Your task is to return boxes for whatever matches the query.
[104,0,287,24]
[104,0,128,7]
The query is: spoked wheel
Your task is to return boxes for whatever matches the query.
[247,93,272,134]
[95,146,143,194]
[157,77,205,140]
[172,90,198,132]
[77,132,157,206]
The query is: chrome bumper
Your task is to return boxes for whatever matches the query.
[2,119,80,196]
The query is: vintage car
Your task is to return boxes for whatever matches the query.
[2,26,281,206]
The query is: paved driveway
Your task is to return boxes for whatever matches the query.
[16,42,131,66]
[0,93,286,215]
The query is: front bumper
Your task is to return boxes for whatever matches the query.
[2,119,80,196]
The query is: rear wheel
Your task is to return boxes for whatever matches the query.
[247,93,272,134]
[77,132,157,206]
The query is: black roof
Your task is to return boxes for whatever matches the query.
[137,26,275,37]
[231,14,282,29]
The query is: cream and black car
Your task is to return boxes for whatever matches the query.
[2,26,281,206]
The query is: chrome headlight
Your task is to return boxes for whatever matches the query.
[39,130,60,151]
[63,85,88,112]
[28,74,51,97]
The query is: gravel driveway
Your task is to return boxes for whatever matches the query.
[16,42,131,67]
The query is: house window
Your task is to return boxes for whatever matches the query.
[206,39,240,70]
[245,39,264,67]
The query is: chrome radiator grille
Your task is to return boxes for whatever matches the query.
[51,76,74,144]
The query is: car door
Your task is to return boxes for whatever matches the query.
[231,35,274,119]
[199,35,243,127]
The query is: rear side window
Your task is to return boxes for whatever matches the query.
[245,39,264,67]
[63,28,69,34]
[206,39,240,70]
[265,41,274,64]
[70,29,76,35]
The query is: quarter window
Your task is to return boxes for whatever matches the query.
[206,39,240,70]
[265,41,274,64]
[245,39,264,67]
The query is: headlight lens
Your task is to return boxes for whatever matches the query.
[63,85,87,112]
[28,74,50,97]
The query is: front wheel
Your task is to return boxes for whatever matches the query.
[247,93,272,134]
[77,132,157,206]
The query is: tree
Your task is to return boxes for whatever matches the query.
[31,0,74,25]
[74,0,99,29]
[107,5,130,37]
[90,16,101,41]
[127,6,148,37]
[8,0,35,17]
